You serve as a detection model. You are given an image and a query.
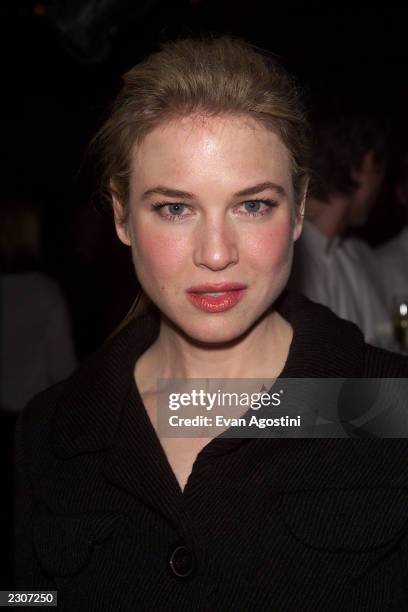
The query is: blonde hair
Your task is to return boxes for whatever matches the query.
[93,35,311,327]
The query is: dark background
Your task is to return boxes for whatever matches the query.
[3,0,408,356]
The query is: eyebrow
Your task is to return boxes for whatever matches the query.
[141,181,287,200]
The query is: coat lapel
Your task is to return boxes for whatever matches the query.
[52,310,188,525]
[102,379,187,527]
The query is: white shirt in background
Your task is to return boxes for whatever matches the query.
[289,221,392,347]
[376,226,408,308]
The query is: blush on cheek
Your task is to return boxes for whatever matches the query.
[246,222,292,267]
[133,231,188,276]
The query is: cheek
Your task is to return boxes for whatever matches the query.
[244,219,292,270]
[132,227,190,279]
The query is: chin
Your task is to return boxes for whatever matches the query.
[168,310,258,346]
[195,319,249,344]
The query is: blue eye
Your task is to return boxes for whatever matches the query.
[151,202,190,221]
[151,198,278,222]
[244,201,262,213]
[167,203,185,215]
[239,199,278,217]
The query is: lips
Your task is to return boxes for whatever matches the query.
[187,282,247,294]
[186,283,247,313]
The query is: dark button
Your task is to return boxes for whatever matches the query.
[168,544,195,578]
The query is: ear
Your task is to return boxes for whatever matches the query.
[112,192,131,247]
[292,178,308,242]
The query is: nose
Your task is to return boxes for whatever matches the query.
[193,217,239,271]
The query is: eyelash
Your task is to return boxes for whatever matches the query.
[151,199,278,221]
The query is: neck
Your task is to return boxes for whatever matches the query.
[306,195,351,249]
[136,309,293,389]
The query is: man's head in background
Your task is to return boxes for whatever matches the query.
[307,100,387,229]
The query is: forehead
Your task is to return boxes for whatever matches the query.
[131,114,293,196]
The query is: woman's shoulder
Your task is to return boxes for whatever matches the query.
[17,313,159,454]
[15,379,68,476]
[19,378,67,429]
[363,343,408,377]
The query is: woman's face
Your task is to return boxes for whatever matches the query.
[113,114,304,343]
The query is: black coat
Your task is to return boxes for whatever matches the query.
[14,292,408,611]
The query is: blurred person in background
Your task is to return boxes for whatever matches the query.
[376,152,408,351]
[376,151,408,303]
[288,103,392,347]
[0,197,77,414]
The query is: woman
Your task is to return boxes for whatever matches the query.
[14,36,408,611]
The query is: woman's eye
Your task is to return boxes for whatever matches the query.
[244,201,262,213]
[239,199,277,217]
[167,203,185,216]
[152,202,190,221]
[152,198,277,221]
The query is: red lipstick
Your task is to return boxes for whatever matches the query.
[186,283,247,313]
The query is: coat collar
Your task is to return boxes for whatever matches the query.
[51,309,160,459]
[50,292,366,521]
[52,291,365,461]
